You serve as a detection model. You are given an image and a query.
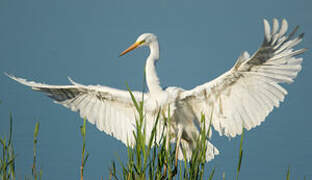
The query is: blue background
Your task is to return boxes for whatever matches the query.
[0,0,311,179]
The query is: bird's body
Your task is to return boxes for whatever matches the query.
[7,19,306,162]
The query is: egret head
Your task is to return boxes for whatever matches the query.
[120,33,157,56]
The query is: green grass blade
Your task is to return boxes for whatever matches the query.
[236,128,244,180]
[0,138,5,147]
[32,122,40,179]
[208,167,215,180]
[83,153,89,167]
[286,166,290,180]
[34,122,40,139]
[80,118,88,180]
[222,172,226,180]
[126,83,140,112]
[8,113,13,146]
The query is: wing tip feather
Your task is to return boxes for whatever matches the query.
[68,76,83,86]
[263,19,271,41]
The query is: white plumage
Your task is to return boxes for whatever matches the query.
[7,18,306,162]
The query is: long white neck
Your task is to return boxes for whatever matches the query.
[145,40,162,94]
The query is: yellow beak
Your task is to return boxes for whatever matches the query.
[120,41,141,56]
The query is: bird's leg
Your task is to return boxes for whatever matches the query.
[163,125,182,178]
[175,125,183,167]
[161,125,182,179]
[162,126,171,179]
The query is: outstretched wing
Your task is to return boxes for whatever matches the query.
[181,19,306,137]
[7,74,160,146]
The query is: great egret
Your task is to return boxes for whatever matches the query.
[7,18,306,162]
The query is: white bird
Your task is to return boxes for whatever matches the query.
[7,18,306,162]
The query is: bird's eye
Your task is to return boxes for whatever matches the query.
[139,40,145,44]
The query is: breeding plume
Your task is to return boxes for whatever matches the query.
[7,19,306,162]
